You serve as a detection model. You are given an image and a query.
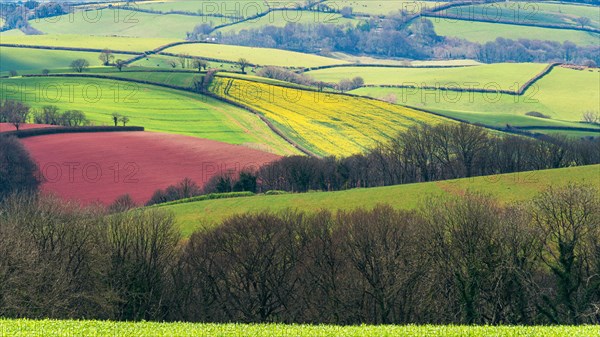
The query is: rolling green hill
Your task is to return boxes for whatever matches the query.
[441,2,600,30]
[352,66,600,135]
[161,43,349,68]
[428,17,599,46]
[306,63,547,89]
[0,47,130,72]
[330,0,445,16]
[160,165,600,236]
[0,34,178,52]
[0,76,299,155]
[215,10,359,34]
[27,9,204,39]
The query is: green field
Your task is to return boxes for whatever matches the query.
[28,9,205,39]
[428,17,600,46]
[329,0,445,16]
[131,54,240,72]
[352,66,600,132]
[160,165,600,236]
[0,47,130,72]
[215,10,359,34]
[0,34,176,52]
[2,319,598,337]
[162,43,349,68]
[306,63,547,89]
[330,53,481,66]
[136,0,269,18]
[0,76,298,155]
[442,2,600,29]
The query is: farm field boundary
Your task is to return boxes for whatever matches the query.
[355,62,561,95]
[0,126,144,138]
[19,73,317,157]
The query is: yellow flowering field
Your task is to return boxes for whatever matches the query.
[211,77,446,156]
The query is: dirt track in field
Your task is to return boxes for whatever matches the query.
[21,132,280,205]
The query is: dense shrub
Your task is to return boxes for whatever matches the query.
[0,136,40,199]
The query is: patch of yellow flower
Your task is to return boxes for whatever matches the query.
[211,77,445,156]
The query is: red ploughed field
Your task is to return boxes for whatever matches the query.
[21,132,280,205]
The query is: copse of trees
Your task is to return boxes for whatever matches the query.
[1,184,598,324]
[204,123,600,194]
[210,19,599,65]
[32,105,90,126]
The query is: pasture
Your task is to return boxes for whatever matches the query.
[428,17,600,46]
[352,66,600,133]
[22,132,280,204]
[330,0,445,16]
[440,2,600,29]
[0,34,177,52]
[306,63,547,89]
[210,77,446,156]
[2,319,598,337]
[136,0,269,18]
[161,43,349,68]
[161,165,600,236]
[0,77,299,155]
[28,9,204,39]
[215,10,359,34]
[130,55,240,72]
[0,47,130,72]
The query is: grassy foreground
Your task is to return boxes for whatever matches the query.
[163,165,600,236]
[1,319,598,337]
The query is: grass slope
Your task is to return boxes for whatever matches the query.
[442,2,600,29]
[0,47,130,72]
[0,34,177,52]
[162,43,349,68]
[352,66,600,135]
[163,164,600,237]
[428,17,600,46]
[28,9,203,39]
[215,10,358,34]
[137,0,269,18]
[328,0,445,16]
[307,63,547,89]
[210,77,446,156]
[0,77,299,155]
[1,319,597,337]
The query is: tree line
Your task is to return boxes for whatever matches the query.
[0,100,90,130]
[202,123,600,195]
[0,184,598,325]
[203,17,599,66]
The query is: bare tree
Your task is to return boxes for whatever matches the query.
[168,60,178,68]
[531,184,600,324]
[70,59,90,73]
[115,59,126,71]
[192,59,208,72]
[575,17,591,29]
[178,54,189,69]
[99,49,115,66]
[119,116,130,126]
[237,58,250,73]
[111,113,121,126]
[1,100,30,131]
